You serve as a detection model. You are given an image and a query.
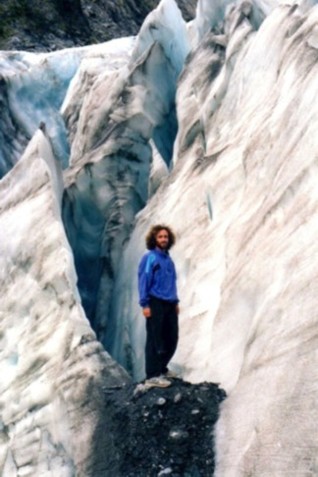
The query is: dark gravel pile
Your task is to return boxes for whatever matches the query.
[102,378,226,477]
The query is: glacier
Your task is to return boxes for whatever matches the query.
[0,37,135,179]
[0,129,129,475]
[1,0,318,475]
[62,0,189,349]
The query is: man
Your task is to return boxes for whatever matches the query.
[138,225,179,388]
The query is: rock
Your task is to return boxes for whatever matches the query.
[157,397,167,406]
[0,0,90,51]
[0,0,198,52]
[158,467,173,476]
[173,393,182,403]
[169,429,190,440]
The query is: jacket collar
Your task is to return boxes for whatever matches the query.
[154,247,169,256]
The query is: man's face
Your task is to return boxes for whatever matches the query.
[155,229,169,250]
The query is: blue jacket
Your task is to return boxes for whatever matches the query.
[138,249,179,307]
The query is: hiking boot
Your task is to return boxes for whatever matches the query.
[145,376,171,388]
[163,369,178,379]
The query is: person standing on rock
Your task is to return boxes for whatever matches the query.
[138,225,179,388]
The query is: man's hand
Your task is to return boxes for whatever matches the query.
[176,304,180,315]
[143,307,152,318]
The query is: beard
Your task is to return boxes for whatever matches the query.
[155,240,168,250]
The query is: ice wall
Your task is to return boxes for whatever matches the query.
[0,129,129,476]
[62,0,189,349]
[112,1,318,475]
[0,38,134,179]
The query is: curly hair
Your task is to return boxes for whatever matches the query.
[145,224,176,250]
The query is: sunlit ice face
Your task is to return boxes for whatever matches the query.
[155,229,169,250]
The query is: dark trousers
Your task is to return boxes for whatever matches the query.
[145,296,179,379]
